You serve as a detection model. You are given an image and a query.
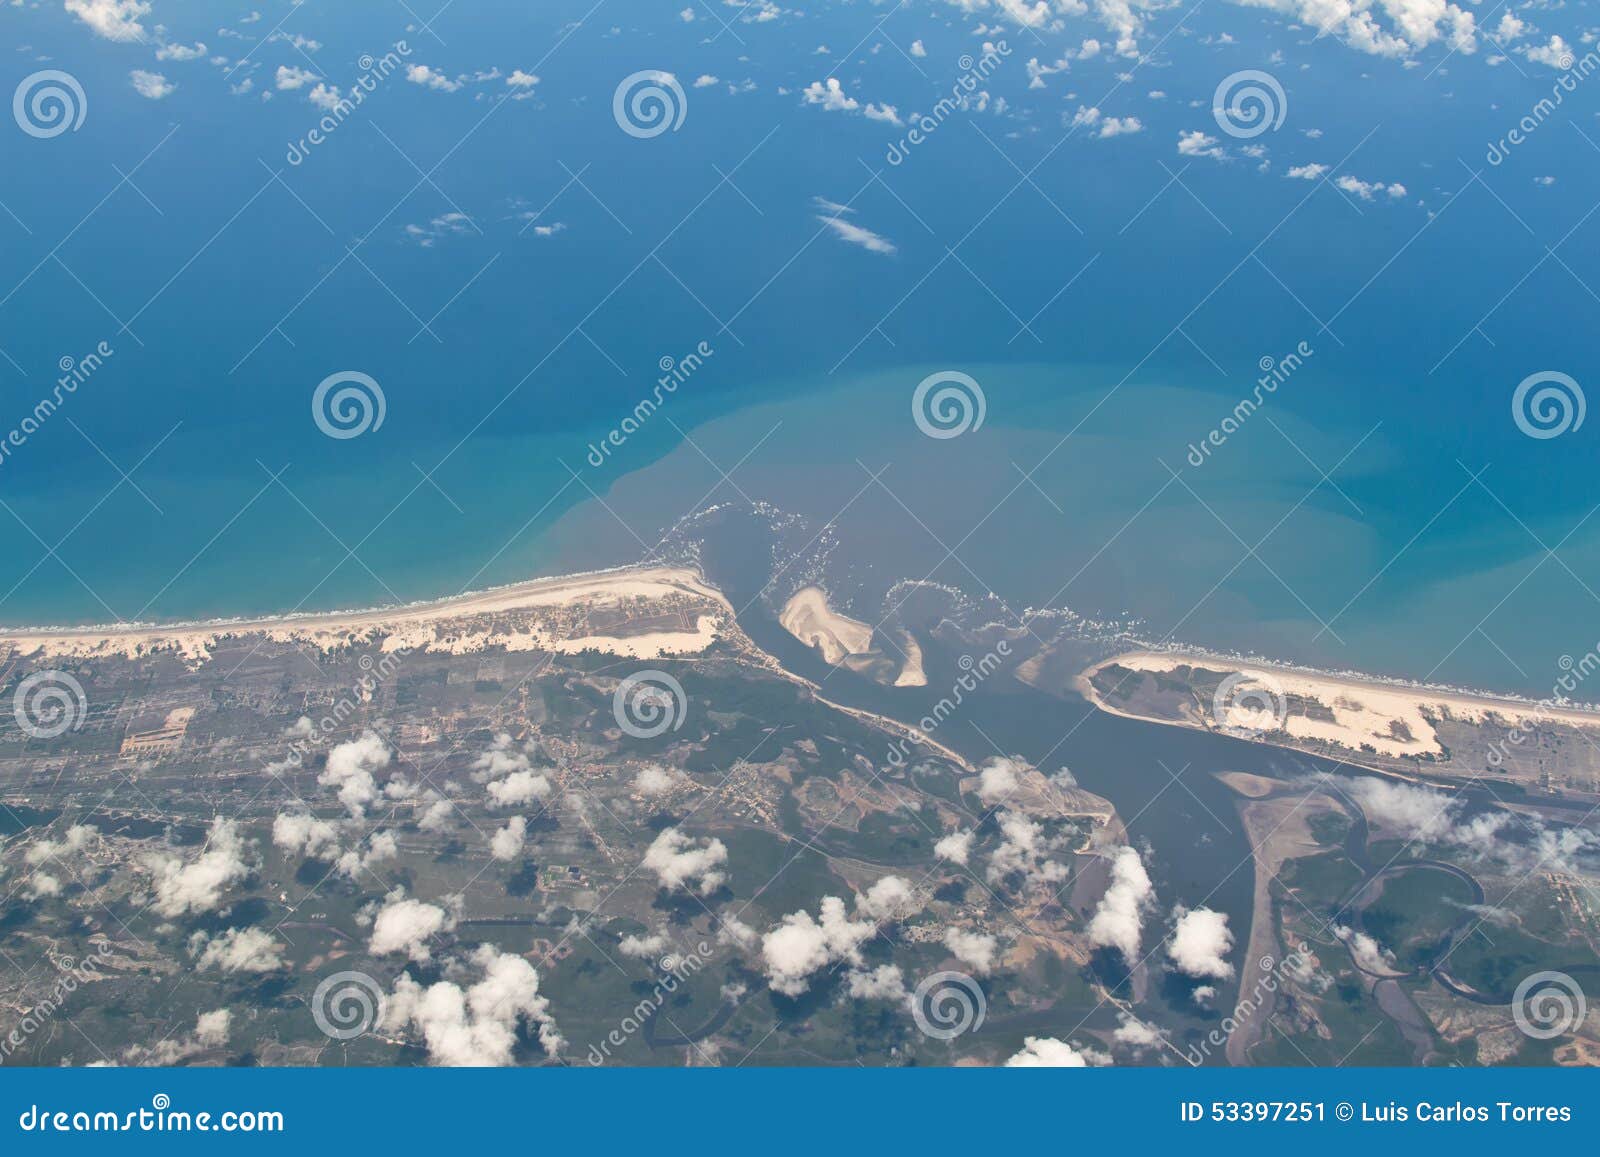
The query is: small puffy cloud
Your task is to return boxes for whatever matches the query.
[417,797,455,833]
[910,39,927,56]
[320,731,391,818]
[1069,106,1141,136]
[488,771,551,809]
[506,70,540,88]
[943,928,999,975]
[934,830,973,866]
[987,810,1069,888]
[856,874,921,921]
[1335,174,1406,200]
[370,888,457,962]
[802,77,858,112]
[308,84,344,112]
[976,757,1023,805]
[66,0,150,41]
[407,64,463,92]
[193,926,285,973]
[25,824,97,866]
[633,764,679,798]
[1086,845,1155,965]
[156,41,207,61]
[275,64,319,91]
[1005,1036,1110,1066]
[383,944,561,1065]
[1335,924,1397,973]
[761,896,876,996]
[490,815,527,862]
[1286,162,1329,180]
[642,827,728,895]
[148,818,254,918]
[619,930,669,959]
[272,811,341,861]
[335,829,400,878]
[1177,130,1225,160]
[130,70,175,99]
[123,1009,231,1066]
[693,74,720,88]
[846,963,908,1000]
[1523,34,1572,68]
[1167,905,1235,980]
[863,103,902,125]
[1113,1011,1165,1051]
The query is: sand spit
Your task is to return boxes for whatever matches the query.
[779,586,875,664]
[1080,650,1600,760]
[0,566,732,666]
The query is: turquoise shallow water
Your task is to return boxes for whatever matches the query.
[3,1,1599,698]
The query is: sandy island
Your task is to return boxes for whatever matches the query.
[1078,649,1600,761]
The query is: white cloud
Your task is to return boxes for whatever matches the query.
[910,39,927,56]
[633,764,679,798]
[987,809,1069,888]
[694,74,720,88]
[818,214,897,256]
[1069,105,1142,137]
[320,731,391,818]
[194,926,285,973]
[1086,845,1155,965]
[1336,174,1407,200]
[417,796,455,833]
[1286,162,1329,180]
[1168,905,1235,979]
[308,83,343,112]
[1335,923,1397,973]
[335,829,399,878]
[802,77,858,112]
[130,70,175,99]
[382,944,561,1065]
[156,41,207,61]
[272,811,341,861]
[863,102,902,125]
[943,928,999,974]
[1524,34,1573,68]
[148,818,253,918]
[642,826,728,895]
[1178,129,1225,159]
[275,64,319,91]
[619,930,668,958]
[976,756,1022,805]
[407,64,463,92]
[934,829,973,865]
[370,888,458,962]
[845,963,908,1000]
[1231,0,1480,58]
[1005,1035,1111,1066]
[762,896,877,996]
[490,815,527,862]
[25,824,96,866]
[66,0,149,41]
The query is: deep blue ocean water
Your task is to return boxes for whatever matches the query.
[3,0,1599,695]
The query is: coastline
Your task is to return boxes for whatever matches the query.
[0,564,733,662]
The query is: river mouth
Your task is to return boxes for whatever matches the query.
[688,505,1384,1055]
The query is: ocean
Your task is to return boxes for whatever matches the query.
[3,0,1599,697]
